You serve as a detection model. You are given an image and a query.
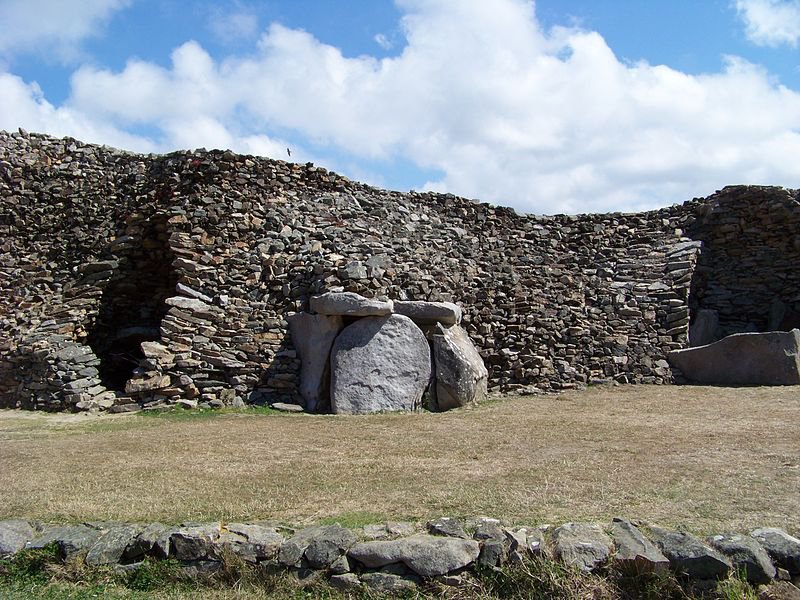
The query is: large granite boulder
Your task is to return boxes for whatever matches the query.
[430,324,488,411]
[288,312,344,412]
[330,315,431,414]
[667,330,800,385]
[310,292,393,317]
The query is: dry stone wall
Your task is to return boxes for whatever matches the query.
[2,130,799,411]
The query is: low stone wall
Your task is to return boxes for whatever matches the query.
[1,517,798,594]
[2,130,800,412]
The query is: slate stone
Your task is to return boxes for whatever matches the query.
[310,292,393,317]
[348,535,480,577]
[278,524,357,568]
[393,301,462,325]
[650,527,732,579]
[28,524,104,559]
[169,524,221,561]
[751,528,800,575]
[553,523,613,572]
[330,315,431,414]
[329,572,361,591]
[610,518,669,573]
[431,323,488,410]
[473,519,505,542]
[478,540,507,567]
[86,524,142,566]
[124,523,172,560]
[287,312,344,412]
[428,517,469,539]
[219,523,283,563]
[0,519,37,557]
[360,572,418,593]
[708,532,776,584]
[667,330,800,385]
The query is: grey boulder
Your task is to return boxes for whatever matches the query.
[707,533,776,584]
[360,572,418,593]
[278,524,357,568]
[310,292,392,317]
[288,312,344,412]
[86,524,142,566]
[667,330,800,385]
[393,301,462,325]
[330,315,431,415]
[650,527,731,579]
[0,519,37,557]
[28,524,104,559]
[610,518,669,572]
[553,523,613,572]
[348,535,480,577]
[219,523,284,563]
[431,324,488,411]
[751,528,800,575]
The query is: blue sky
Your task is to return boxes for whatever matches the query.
[2,0,800,214]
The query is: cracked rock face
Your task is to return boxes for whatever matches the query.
[330,314,431,415]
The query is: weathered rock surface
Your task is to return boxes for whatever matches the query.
[751,528,800,575]
[610,518,669,572]
[287,312,344,412]
[0,519,37,557]
[393,301,462,325]
[427,517,469,539]
[360,572,419,593]
[348,535,480,577]
[553,523,613,572]
[667,330,800,385]
[85,524,142,566]
[278,524,357,568]
[431,323,488,410]
[28,524,104,559]
[708,532,776,584]
[310,292,393,317]
[219,523,284,563]
[650,527,732,579]
[330,315,431,414]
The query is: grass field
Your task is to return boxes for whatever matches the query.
[0,384,798,534]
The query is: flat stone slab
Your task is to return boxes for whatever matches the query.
[667,329,800,385]
[348,535,480,577]
[310,292,393,317]
[393,301,462,325]
[28,524,104,559]
[330,314,431,415]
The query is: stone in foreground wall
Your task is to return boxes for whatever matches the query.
[2,131,800,412]
[1,517,798,594]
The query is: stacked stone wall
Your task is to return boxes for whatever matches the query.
[1,130,798,411]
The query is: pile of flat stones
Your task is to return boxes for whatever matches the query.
[1,517,798,595]
[287,292,488,414]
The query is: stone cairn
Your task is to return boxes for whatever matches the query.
[2,130,800,412]
[1,517,798,595]
[288,292,488,414]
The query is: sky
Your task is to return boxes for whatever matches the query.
[2,0,800,215]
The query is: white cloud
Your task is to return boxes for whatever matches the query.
[5,0,800,214]
[208,4,259,44]
[374,33,393,50]
[0,0,131,62]
[734,0,800,47]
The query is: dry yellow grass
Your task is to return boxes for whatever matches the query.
[0,384,797,533]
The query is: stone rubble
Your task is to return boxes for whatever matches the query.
[1,517,798,593]
[1,131,800,412]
